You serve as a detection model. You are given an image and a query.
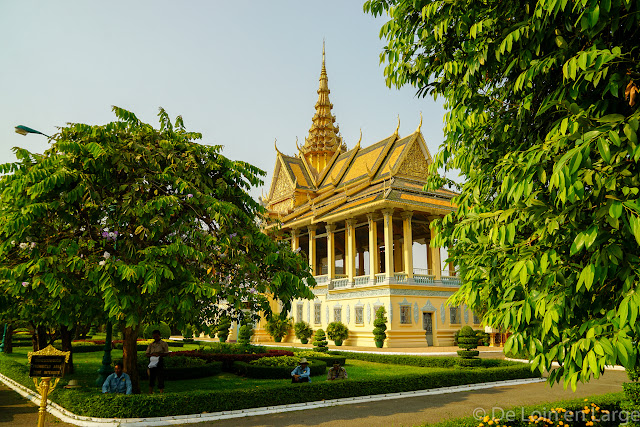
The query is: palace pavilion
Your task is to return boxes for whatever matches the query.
[254,46,482,347]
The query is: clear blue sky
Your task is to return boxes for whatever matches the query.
[1,1,449,200]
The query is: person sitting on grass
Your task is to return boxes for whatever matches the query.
[327,361,348,380]
[291,358,311,383]
[102,362,132,394]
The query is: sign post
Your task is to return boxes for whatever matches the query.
[28,345,70,427]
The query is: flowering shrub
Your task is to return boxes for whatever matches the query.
[476,400,612,427]
[249,356,300,367]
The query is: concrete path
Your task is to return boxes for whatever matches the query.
[185,371,628,427]
[0,383,73,426]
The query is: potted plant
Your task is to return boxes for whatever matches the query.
[312,329,329,352]
[373,306,387,348]
[265,316,292,343]
[294,321,313,344]
[326,321,349,346]
[217,316,231,343]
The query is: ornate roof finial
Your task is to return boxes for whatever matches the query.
[394,115,400,136]
[295,136,301,152]
[299,41,346,161]
[416,112,423,133]
[274,138,282,155]
[357,128,362,146]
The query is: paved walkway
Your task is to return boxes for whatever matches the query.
[187,370,628,427]
[0,383,73,426]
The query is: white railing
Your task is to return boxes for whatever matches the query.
[413,274,435,284]
[441,275,461,285]
[393,273,408,283]
[333,278,350,288]
[314,275,330,284]
[354,275,370,286]
[375,273,386,283]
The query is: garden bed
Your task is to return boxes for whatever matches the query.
[1,346,540,419]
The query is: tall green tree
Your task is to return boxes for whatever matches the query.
[365,0,639,389]
[0,107,314,392]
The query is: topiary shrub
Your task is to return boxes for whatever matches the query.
[326,322,349,346]
[294,321,313,344]
[142,322,171,339]
[373,306,388,348]
[312,329,329,353]
[238,324,254,345]
[456,326,481,367]
[217,317,232,343]
[181,325,194,343]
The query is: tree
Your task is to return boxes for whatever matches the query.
[365,0,640,389]
[0,107,315,392]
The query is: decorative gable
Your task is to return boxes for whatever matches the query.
[395,139,430,180]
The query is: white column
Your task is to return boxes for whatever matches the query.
[308,225,317,275]
[367,213,379,282]
[346,219,357,283]
[326,223,336,279]
[382,209,394,278]
[430,222,441,280]
[402,211,414,278]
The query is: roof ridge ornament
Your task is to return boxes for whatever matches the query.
[394,115,400,137]
[274,138,283,156]
[417,112,423,133]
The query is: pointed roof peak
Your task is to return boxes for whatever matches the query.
[300,42,346,161]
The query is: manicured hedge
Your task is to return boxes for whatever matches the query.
[234,360,326,379]
[420,392,625,427]
[327,351,513,369]
[310,356,346,366]
[170,349,294,372]
[49,363,539,418]
[137,362,222,380]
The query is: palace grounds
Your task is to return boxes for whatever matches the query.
[0,338,631,426]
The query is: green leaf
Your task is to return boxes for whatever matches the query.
[597,137,611,163]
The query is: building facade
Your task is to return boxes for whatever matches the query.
[256,46,480,347]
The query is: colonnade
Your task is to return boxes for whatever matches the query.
[290,210,449,284]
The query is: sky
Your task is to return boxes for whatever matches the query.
[0,1,450,201]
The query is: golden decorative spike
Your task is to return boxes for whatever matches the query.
[274,138,282,155]
[417,112,423,133]
[295,136,301,153]
[300,42,345,172]
[357,128,362,146]
[394,115,400,136]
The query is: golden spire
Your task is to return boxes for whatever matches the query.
[300,42,346,172]
[394,115,400,136]
[416,112,423,133]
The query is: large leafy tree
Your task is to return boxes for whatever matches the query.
[365,0,639,389]
[0,107,314,392]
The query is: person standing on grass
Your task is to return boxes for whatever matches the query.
[291,358,311,383]
[102,361,132,394]
[145,329,169,394]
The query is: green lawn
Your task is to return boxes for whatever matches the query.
[1,346,441,393]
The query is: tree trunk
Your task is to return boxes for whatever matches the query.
[60,325,74,374]
[36,325,47,350]
[122,325,141,394]
[2,324,12,353]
